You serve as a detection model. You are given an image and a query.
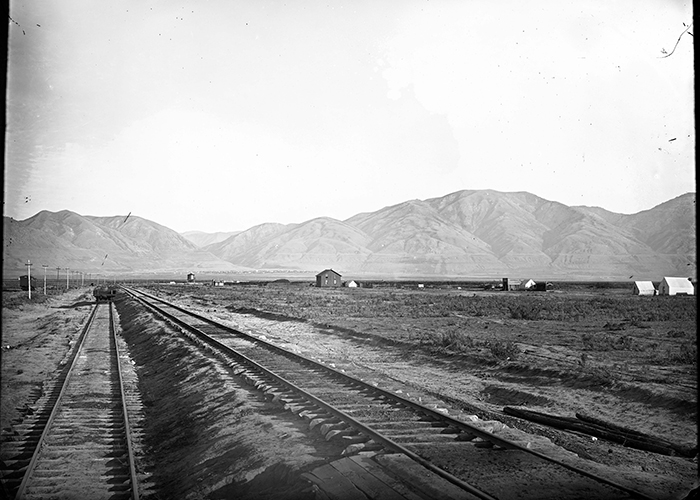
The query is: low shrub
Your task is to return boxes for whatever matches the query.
[581,333,642,351]
[581,365,617,387]
[417,330,475,353]
[662,343,698,365]
[438,330,475,351]
[489,340,521,361]
[508,303,542,320]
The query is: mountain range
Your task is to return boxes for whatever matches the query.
[3,190,696,280]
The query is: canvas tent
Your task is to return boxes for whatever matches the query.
[633,281,656,296]
[519,279,536,290]
[658,277,694,296]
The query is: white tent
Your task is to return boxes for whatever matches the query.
[519,279,536,290]
[633,281,656,296]
[658,277,695,296]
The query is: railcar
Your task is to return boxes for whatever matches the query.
[93,285,117,302]
[19,275,37,291]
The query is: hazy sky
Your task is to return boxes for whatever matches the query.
[5,0,695,233]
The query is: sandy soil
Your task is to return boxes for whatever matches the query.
[1,289,94,432]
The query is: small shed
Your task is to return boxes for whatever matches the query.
[519,279,536,290]
[658,277,694,296]
[633,281,656,296]
[186,273,196,283]
[502,278,522,291]
[316,269,342,288]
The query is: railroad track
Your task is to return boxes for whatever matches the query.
[0,301,139,500]
[124,286,655,500]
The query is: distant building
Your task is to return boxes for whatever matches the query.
[633,281,656,296]
[187,272,196,283]
[519,279,536,290]
[316,269,342,287]
[213,280,224,287]
[346,280,360,288]
[658,277,694,296]
[502,278,522,291]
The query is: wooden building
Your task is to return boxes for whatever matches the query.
[502,278,521,291]
[316,269,342,287]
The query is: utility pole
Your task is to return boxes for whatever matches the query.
[81,272,84,287]
[66,267,70,289]
[25,260,33,299]
[56,267,61,290]
[42,265,48,295]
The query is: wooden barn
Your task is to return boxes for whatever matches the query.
[633,281,656,296]
[316,269,342,288]
[658,277,694,296]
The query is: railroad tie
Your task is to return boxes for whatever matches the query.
[342,440,383,456]
[455,431,478,442]
[473,438,495,448]
[325,428,359,442]
[309,416,340,430]
[319,421,347,436]
[298,410,331,422]
[283,402,314,414]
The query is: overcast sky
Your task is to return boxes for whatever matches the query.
[5,0,695,233]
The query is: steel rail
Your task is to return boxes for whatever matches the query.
[14,304,100,500]
[125,286,657,500]
[110,301,140,500]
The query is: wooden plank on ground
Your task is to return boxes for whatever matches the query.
[330,457,409,500]
[301,464,369,500]
[375,454,482,500]
[348,456,425,500]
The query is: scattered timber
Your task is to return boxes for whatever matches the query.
[503,407,696,458]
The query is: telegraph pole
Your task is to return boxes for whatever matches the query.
[56,267,61,290]
[25,260,33,299]
[42,265,48,295]
[81,272,85,287]
[66,268,70,289]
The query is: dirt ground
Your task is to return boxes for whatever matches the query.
[2,285,697,499]
[1,289,94,432]
[152,283,698,499]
